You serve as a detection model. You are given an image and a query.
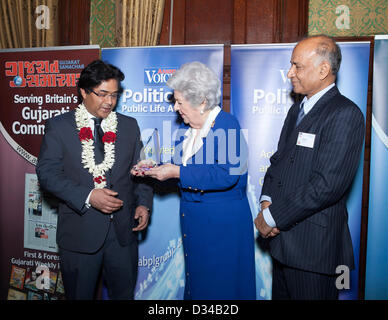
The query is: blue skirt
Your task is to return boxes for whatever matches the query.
[180,197,256,300]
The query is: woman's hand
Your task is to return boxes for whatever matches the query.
[144,164,180,181]
[130,159,157,177]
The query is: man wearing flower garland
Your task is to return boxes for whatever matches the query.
[36,60,153,300]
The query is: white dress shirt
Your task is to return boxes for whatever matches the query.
[182,106,221,166]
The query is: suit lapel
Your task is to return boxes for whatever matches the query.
[67,110,95,186]
[68,110,83,155]
[108,114,121,180]
[296,86,339,131]
[282,86,340,155]
[283,103,300,145]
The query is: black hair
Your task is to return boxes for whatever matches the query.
[77,59,125,103]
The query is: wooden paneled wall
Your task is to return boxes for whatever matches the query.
[56,0,310,111]
[160,0,309,45]
[160,0,309,111]
[58,0,91,47]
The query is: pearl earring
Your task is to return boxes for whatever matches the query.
[200,109,204,115]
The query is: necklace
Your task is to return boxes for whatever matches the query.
[75,103,117,188]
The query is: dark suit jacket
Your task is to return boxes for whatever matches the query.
[36,110,153,254]
[261,86,365,275]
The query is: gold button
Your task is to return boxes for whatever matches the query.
[182,213,185,217]
[183,234,187,237]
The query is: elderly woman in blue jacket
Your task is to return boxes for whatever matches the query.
[141,61,256,300]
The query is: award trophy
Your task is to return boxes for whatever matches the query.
[132,128,160,174]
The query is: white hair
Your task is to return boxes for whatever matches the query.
[167,61,221,110]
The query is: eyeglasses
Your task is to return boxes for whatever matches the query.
[91,89,119,99]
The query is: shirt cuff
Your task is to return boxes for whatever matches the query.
[85,190,93,209]
[262,207,276,228]
[138,205,151,213]
[260,195,272,203]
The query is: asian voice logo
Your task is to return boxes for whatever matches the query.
[144,67,176,85]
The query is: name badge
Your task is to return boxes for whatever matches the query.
[297,132,315,148]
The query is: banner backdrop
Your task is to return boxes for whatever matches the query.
[101,45,224,299]
[231,42,369,300]
[0,46,100,300]
[365,35,388,300]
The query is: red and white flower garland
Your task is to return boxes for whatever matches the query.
[75,103,117,188]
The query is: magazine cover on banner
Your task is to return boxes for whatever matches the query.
[0,46,100,300]
[231,42,369,300]
[101,45,224,300]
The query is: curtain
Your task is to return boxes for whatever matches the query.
[116,0,165,47]
[0,0,59,49]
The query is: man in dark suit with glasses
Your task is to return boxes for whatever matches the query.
[37,60,153,300]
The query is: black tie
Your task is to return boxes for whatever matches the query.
[295,102,305,127]
[93,117,104,164]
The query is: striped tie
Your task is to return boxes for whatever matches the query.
[296,102,305,127]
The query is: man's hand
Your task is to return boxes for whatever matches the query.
[132,205,150,231]
[261,200,271,211]
[268,228,280,238]
[89,188,123,214]
[254,211,280,238]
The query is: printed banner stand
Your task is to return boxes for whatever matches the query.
[0,45,100,300]
[231,42,369,300]
[102,45,224,300]
[365,34,388,300]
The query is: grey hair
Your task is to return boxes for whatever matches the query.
[308,35,342,76]
[167,61,221,110]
